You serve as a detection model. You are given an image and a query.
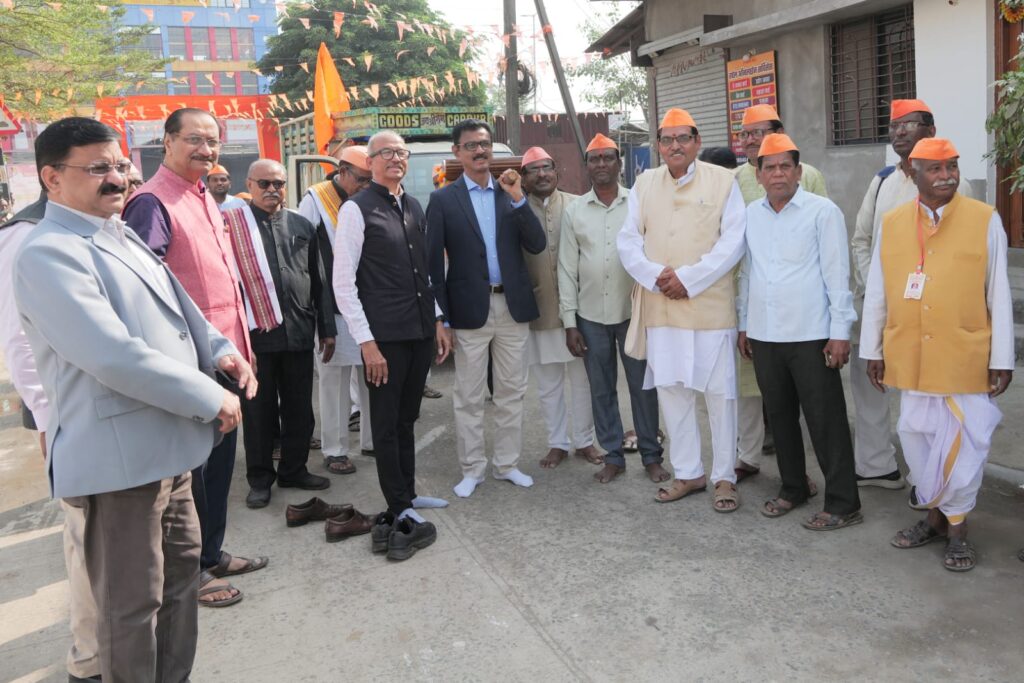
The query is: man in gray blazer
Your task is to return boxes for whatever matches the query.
[14,117,257,682]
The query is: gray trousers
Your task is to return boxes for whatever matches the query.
[65,473,201,683]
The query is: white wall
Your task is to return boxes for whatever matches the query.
[912,0,990,195]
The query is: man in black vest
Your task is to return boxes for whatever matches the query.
[333,130,451,561]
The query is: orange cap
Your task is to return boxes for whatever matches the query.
[909,138,958,161]
[586,133,619,153]
[236,191,252,200]
[890,99,931,121]
[521,146,554,168]
[208,164,229,177]
[659,108,697,131]
[757,133,799,159]
[338,145,369,170]
[741,104,780,126]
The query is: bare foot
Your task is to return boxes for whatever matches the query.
[645,462,670,482]
[539,448,568,469]
[594,463,624,483]
[575,444,604,465]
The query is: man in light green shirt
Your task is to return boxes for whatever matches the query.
[558,134,666,485]
[733,104,829,485]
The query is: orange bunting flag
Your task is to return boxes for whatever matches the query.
[96,84,104,97]
[141,8,153,20]
[459,39,468,58]
[427,46,436,56]
[313,42,350,156]
[396,49,409,60]
[232,0,240,10]
[444,71,455,90]
[305,90,314,101]
[500,34,511,48]
[248,14,259,22]
[363,53,373,71]
[333,11,344,37]
[134,81,145,91]
[342,57,355,67]
[299,17,310,29]
[250,68,262,76]
[51,88,61,97]
[204,73,216,85]
[159,104,170,117]
[439,29,447,44]
[46,2,62,10]
[65,88,74,101]
[96,4,109,12]
[280,93,291,105]
[397,80,408,95]
[33,90,42,104]
[348,86,359,101]
[385,82,398,98]
[274,2,287,17]
[198,0,207,6]
[409,78,419,96]
[274,65,284,72]
[365,84,379,102]
[361,16,378,30]
[299,62,309,73]
[181,10,194,23]
[225,71,235,78]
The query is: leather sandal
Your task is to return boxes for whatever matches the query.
[208,551,269,578]
[712,481,739,513]
[198,570,242,608]
[654,478,706,503]
[324,455,357,475]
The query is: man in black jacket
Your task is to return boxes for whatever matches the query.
[334,131,450,560]
[239,159,337,508]
[426,119,547,498]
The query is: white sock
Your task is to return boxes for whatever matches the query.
[453,476,484,498]
[412,495,449,508]
[398,508,425,523]
[494,468,534,488]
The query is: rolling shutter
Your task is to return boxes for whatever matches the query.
[653,45,729,148]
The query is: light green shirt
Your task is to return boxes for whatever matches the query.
[558,185,633,327]
[734,161,828,204]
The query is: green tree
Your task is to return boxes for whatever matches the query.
[258,0,486,116]
[567,7,648,117]
[0,0,166,119]
[987,38,1024,193]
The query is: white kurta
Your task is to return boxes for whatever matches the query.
[617,162,747,395]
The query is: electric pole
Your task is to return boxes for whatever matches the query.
[534,0,586,158]
[503,0,521,153]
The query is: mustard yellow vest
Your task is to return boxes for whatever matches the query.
[880,193,994,394]
[633,161,737,330]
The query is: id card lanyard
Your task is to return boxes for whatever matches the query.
[904,200,930,300]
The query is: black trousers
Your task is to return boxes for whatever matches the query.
[749,339,860,515]
[192,428,237,570]
[367,337,433,514]
[243,350,315,489]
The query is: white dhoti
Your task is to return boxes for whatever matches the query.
[317,315,371,457]
[897,392,1001,523]
[526,328,595,451]
[647,327,738,484]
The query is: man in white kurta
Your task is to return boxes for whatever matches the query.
[297,146,374,472]
[861,138,1013,572]
[617,108,746,511]
[850,99,973,490]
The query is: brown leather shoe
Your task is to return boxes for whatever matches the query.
[324,508,374,542]
[286,497,352,527]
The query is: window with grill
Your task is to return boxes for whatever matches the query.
[131,29,164,58]
[170,71,192,95]
[196,72,216,95]
[236,28,255,60]
[239,71,259,94]
[219,72,238,95]
[192,28,211,61]
[136,72,169,95]
[168,27,187,60]
[213,28,233,60]
[828,4,915,145]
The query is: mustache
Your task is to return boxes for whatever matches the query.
[473,154,488,161]
[192,154,216,162]
[932,178,957,188]
[262,192,281,199]
[101,182,126,195]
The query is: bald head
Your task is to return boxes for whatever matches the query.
[246,158,287,213]
[367,131,404,156]
[366,130,409,189]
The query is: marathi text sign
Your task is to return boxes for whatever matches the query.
[726,51,777,158]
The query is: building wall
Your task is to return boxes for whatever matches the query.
[644,0,807,41]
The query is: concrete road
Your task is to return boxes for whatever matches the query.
[1,360,1023,682]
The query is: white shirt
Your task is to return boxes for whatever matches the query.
[617,162,747,391]
[738,187,857,342]
[859,200,1014,371]
[218,195,246,211]
[0,220,49,426]
[333,187,441,344]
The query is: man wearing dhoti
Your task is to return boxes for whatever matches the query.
[860,138,1013,572]
[617,108,746,512]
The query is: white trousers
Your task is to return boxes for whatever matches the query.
[317,358,372,456]
[736,395,764,469]
[657,384,738,484]
[530,357,595,451]
[453,293,530,479]
[63,500,100,679]
[849,352,898,476]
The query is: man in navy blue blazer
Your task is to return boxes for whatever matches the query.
[427,119,547,498]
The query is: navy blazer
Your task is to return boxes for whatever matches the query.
[427,174,547,329]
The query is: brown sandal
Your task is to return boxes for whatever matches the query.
[654,478,707,503]
[208,551,269,578]
[198,571,243,608]
[713,481,739,513]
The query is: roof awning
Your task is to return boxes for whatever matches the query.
[585,5,645,59]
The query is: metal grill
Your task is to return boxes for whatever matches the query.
[829,5,916,146]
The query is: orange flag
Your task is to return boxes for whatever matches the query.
[313,42,349,156]
[182,10,194,23]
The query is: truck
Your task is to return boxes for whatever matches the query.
[278,106,513,210]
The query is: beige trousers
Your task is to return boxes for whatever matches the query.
[62,500,101,679]
[453,293,530,479]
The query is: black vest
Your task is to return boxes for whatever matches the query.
[350,182,435,342]
[0,193,47,231]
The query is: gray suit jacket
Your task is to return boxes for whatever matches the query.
[14,203,237,498]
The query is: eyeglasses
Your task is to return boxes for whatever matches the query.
[888,121,926,134]
[587,152,618,164]
[523,163,555,176]
[175,134,222,149]
[343,168,373,185]
[737,128,777,141]
[658,134,695,147]
[54,161,133,177]
[129,178,145,188]
[456,140,493,152]
[250,179,286,190]
[370,148,411,160]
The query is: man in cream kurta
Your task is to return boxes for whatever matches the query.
[617,108,746,511]
[850,99,973,490]
[861,138,1013,572]
[520,146,599,469]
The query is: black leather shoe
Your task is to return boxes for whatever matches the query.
[277,472,330,490]
[69,674,102,682]
[371,511,395,553]
[246,487,271,509]
[386,517,437,561]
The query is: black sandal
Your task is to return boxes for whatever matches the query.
[324,454,357,475]
[944,538,976,572]
[801,510,864,531]
[890,520,944,549]
[348,411,360,432]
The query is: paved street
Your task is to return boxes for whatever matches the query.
[1,359,1023,682]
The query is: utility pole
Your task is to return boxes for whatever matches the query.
[503,0,521,153]
[533,0,586,158]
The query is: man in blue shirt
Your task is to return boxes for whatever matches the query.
[736,133,862,531]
